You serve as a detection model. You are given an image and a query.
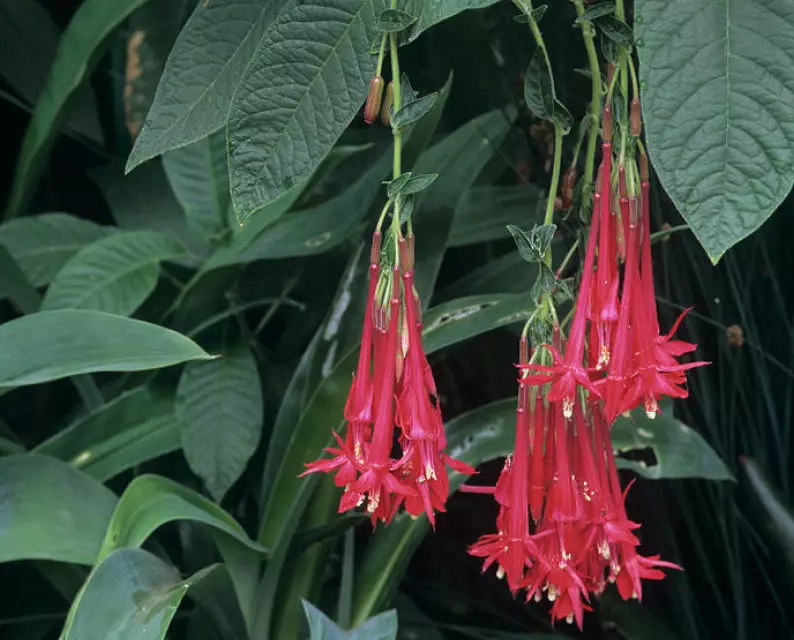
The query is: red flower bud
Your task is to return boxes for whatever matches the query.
[562,167,576,209]
[640,153,649,182]
[630,98,642,137]
[364,76,384,124]
[602,105,613,143]
[380,81,394,127]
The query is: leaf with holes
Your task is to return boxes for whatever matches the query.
[636,0,794,262]
[42,231,188,315]
[126,0,295,171]
[177,343,264,501]
[0,213,113,288]
[228,0,387,219]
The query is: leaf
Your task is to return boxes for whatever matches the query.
[595,15,633,46]
[611,400,733,480]
[163,130,230,238]
[0,0,102,143]
[97,475,266,562]
[387,173,438,199]
[227,0,387,219]
[506,224,538,262]
[0,213,113,287]
[391,93,439,129]
[351,398,517,624]
[404,0,501,41]
[34,386,180,482]
[422,294,536,353]
[440,252,530,299]
[0,242,41,315]
[0,310,212,389]
[176,343,264,501]
[5,0,156,219]
[635,0,794,261]
[575,1,615,23]
[302,601,398,640]
[126,0,294,171]
[0,454,116,565]
[60,548,217,639]
[449,185,544,247]
[377,9,417,32]
[42,231,188,315]
[523,50,554,120]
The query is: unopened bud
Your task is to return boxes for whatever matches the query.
[630,98,642,137]
[607,63,615,88]
[602,105,613,143]
[640,153,649,183]
[562,168,576,209]
[618,165,627,197]
[406,232,415,271]
[364,76,384,124]
[519,336,529,365]
[370,231,382,264]
[380,81,394,127]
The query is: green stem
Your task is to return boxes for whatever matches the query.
[572,0,602,190]
[543,125,564,266]
[389,32,403,257]
[375,35,387,77]
[627,55,640,98]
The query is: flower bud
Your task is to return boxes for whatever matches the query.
[519,336,529,366]
[370,231,382,265]
[562,167,576,209]
[630,98,642,137]
[602,105,613,143]
[405,232,415,271]
[618,165,627,198]
[380,81,394,127]
[364,76,384,124]
[640,153,649,183]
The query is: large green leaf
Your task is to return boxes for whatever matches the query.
[0,455,116,565]
[5,0,156,219]
[61,548,217,639]
[302,601,398,640]
[422,293,535,354]
[611,400,733,480]
[449,184,543,247]
[97,475,266,562]
[227,0,387,219]
[0,0,102,143]
[352,398,517,624]
[126,0,295,171]
[176,343,264,501]
[405,0,501,41]
[163,130,230,238]
[42,231,188,315]
[636,0,794,262]
[439,252,530,300]
[0,310,212,389]
[34,387,180,482]
[0,213,113,288]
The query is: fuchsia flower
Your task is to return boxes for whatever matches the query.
[303,233,473,526]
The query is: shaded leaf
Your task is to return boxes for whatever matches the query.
[391,93,439,129]
[0,310,212,389]
[405,0,501,41]
[377,9,417,32]
[595,15,633,46]
[0,242,41,314]
[302,600,398,640]
[523,50,554,120]
[575,1,615,23]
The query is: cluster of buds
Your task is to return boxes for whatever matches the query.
[364,75,395,127]
[303,232,474,526]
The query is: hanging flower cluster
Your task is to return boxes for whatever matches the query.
[466,99,707,627]
[302,232,475,527]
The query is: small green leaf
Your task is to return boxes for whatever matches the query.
[529,264,556,301]
[377,8,417,32]
[599,29,621,61]
[391,93,440,129]
[386,172,413,199]
[42,231,188,316]
[514,5,547,22]
[0,213,113,287]
[61,548,218,640]
[611,400,733,480]
[0,310,212,389]
[552,99,574,133]
[575,1,615,23]
[595,15,633,46]
[0,455,116,565]
[302,600,399,639]
[176,343,264,501]
[97,475,266,562]
[523,50,554,120]
[387,173,438,198]
[398,195,415,224]
[399,72,418,105]
[506,224,538,262]
[533,223,556,256]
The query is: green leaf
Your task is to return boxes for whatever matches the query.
[377,8,417,32]
[404,0,501,41]
[352,398,516,624]
[513,5,547,24]
[126,0,294,171]
[387,173,438,199]
[386,172,413,198]
[227,0,387,219]
[595,15,633,46]
[5,0,155,219]
[506,224,553,263]
[162,130,230,238]
[635,0,794,261]
[449,185,544,247]
[0,242,41,315]
[611,400,733,480]
[575,1,615,23]
[0,454,116,565]
[302,601,398,640]
[176,343,264,501]
[0,310,212,389]
[523,50,554,120]
[34,386,180,482]
[42,231,188,315]
[552,99,574,133]
[441,252,530,298]
[0,213,113,287]
[97,475,266,562]
[61,548,217,639]
[391,93,439,129]
[422,294,536,353]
